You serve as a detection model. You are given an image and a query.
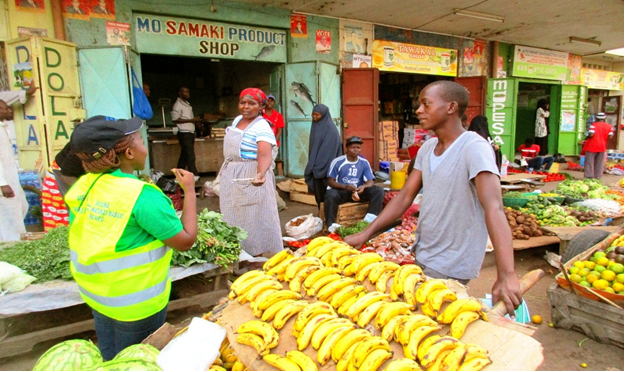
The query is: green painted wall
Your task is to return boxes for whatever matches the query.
[64,0,339,65]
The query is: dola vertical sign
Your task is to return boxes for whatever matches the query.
[135,14,287,63]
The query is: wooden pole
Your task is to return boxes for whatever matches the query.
[51,0,66,41]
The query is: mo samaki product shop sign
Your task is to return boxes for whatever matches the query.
[134,14,287,63]
[372,40,457,77]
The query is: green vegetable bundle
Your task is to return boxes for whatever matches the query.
[0,226,72,283]
[171,209,247,268]
[504,191,525,199]
[556,179,608,200]
[336,221,370,239]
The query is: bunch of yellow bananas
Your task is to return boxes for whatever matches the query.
[235,320,280,357]
[263,351,318,371]
[208,338,248,371]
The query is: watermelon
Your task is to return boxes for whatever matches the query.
[114,344,160,362]
[92,358,162,371]
[33,339,103,371]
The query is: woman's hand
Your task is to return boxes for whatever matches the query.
[172,168,195,192]
[252,172,266,186]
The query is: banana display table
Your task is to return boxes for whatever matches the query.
[219,270,545,371]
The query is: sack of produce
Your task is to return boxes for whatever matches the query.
[285,214,323,240]
[33,339,103,371]
[0,262,23,286]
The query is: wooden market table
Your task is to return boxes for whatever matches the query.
[0,263,233,360]
[512,235,560,250]
[541,225,623,255]
[500,173,546,184]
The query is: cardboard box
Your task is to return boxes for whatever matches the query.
[289,178,309,193]
[290,191,317,206]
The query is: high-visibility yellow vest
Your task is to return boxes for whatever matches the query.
[65,172,172,321]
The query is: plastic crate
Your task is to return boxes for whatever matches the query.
[502,197,529,208]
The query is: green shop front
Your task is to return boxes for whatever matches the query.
[70,3,341,177]
[486,45,586,160]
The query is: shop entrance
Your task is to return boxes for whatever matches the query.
[342,68,486,168]
[139,53,283,175]
[514,82,558,155]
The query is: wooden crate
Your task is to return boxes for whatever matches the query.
[289,190,317,206]
[547,283,624,348]
[319,202,369,227]
[0,265,232,360]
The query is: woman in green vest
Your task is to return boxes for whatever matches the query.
[65,116,198,360]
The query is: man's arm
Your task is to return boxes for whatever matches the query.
[328,177,356,192]
[356,179,374,193]
[474,171,521,317]
[344,169,422,248]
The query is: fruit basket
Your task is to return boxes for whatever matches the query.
[557,228,624,304]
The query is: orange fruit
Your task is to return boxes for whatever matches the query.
[574,261,585,269]
[593,279,609,290]
[584,261,596,270]
[531,315,543,324]
[586,274,599,284]
[601,270,616,282]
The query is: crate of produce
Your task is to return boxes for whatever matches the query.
[547,283,623,347]
[503,197,529,208]
[556,228,624,304]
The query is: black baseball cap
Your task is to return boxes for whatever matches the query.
[71,115,143,161]
[346,136,363,146]
[267,94,276,100]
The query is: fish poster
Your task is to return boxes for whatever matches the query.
[316,30,331,54]
[106,21,130,46]
[62,0,89,19]
[290,14,307,38]
[90,0,114,19]
[15,0,45,12]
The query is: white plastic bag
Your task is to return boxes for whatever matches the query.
[0,262,23,286]
[285,214,323,240]
[2,273,36,293]
[157,317,226,371]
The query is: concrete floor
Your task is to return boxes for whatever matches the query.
[1,171,623,370]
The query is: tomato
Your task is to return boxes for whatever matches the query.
[328,233,342,241]
[288,241,305,248]
[303,239,311,245]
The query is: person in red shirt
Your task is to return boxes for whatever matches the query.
[263,94,285,160]
[517,138,554,172]
[582,112,614,179]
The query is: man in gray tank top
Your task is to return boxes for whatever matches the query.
[345,81,521,317]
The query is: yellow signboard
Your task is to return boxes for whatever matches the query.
[581,68,624,90]
[372,40,457,76]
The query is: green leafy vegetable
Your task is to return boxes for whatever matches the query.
[336,221,370,239]
[0,226,72,283]
[171,209,247,268]
[504,191,525,199]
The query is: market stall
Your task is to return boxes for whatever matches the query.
[549,228,624,348]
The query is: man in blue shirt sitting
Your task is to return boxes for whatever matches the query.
[324,136,385,226]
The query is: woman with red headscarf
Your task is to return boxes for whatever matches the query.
[219,88,283,259]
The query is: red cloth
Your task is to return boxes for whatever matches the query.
[41,161,70,232]
[517,144,540,158]
[239,88,267,104]
[407,143,421,159]
[583,121,614,153]
[263,109,285,146]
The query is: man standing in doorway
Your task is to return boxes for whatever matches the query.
[172,86,203,182]
[0,100,29,242]
[583,112,614,179]
[263,94,285,160]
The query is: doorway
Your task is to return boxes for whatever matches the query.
[514,82,558,155]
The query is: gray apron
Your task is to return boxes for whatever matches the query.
[218,117,282,256]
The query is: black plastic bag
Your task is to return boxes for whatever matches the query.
[156,176,178,193]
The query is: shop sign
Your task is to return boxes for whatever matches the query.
[135,14,287,63]
[486,79,515,158]
[580,68,624,90]
[372,40,457,76]
[560,86,578,132]
[512,45,568,81]
[352,54,371,68]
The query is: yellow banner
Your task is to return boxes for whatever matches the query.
[581,68,624,90]
[372,40,457,76]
